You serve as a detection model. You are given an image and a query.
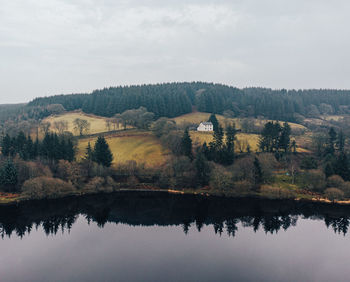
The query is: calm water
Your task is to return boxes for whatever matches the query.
[1,192,350,282]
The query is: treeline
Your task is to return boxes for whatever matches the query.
[1,132,75,162]
[28,82,350,122]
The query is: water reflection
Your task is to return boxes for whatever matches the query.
[1,192,350,239]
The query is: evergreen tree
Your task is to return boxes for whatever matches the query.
[84,142,94,161]
[208,113,219,132]
[337,130,345,152]
[180,129,193,160]
[0,159,18,192]
[93,136,113,167]
[65,139,75,162]
[253,157,263,187]
[324,163,334,178]
[1,134,12,157]
[327,127,337,155]
[194,150,211,187]
[222,124,237,165]
[334,152,350,181]
[259,122,281,152]
[279,122,291,153]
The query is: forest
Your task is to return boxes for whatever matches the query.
[28,82,350,121]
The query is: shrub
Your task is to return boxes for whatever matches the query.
[233,180,254,194]
[22,177,75,199]
[324,188,344,202]
[327,175,344,188]
[231,156,254,182]
[209,166,234,191]
[83,177,105,193]
[56,160,84,187]
[260,185,296,199]
[300,169,326,192]
[340,182,350,198]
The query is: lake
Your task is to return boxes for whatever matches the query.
[1,192,350,282]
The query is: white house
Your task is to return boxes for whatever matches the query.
[197,122,213,132]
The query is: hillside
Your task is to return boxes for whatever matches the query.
[172,112,306,132]
[44,111,127,136]
[28,82,350,123]
[77,131,169,167]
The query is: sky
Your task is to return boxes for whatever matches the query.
[1,0,350,103]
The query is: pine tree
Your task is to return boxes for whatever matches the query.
[180,129,193,160]
[93,136,113,167]
[327,127,337,155]
[65,139,75,162]
[208,113,219,132]
[0,159,18,192]
[222,124,237,165]
[253,157,263,187]
[334,152,350,181]
[279,122,291,153]
[324,163,334,178]
[84,142,94,161]
[194,150,211,187]
[337,131,345,152]
[1,134,12,157]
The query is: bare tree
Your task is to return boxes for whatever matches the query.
[105,119,112,131]
[53,121,68,134]
[40,122,51,135]
[73,118,90,136]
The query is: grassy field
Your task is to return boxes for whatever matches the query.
[77,131,169,167]
[190,131,260,152]
[44,111,126,136]
[172,112,306,131]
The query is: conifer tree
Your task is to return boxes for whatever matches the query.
[93,136,113,167]
[253,157,263,186]
[208,114,219,132]
[279,122,291,153]
[337,130,345,152]
[327,127,337,155]
[1,134,12,157]
[84,142,94,161]
[180,129,193,160]
[0,159,18,192]
[194,150,211,187]
[324,163,334,178]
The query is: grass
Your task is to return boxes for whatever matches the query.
[43,111,127,136]
[190,131,260,152]
[172,112,306,131]
[77,131,169,167]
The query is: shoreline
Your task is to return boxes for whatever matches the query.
[1,186,349,207]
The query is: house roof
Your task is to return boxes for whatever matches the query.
[200,122,213,126]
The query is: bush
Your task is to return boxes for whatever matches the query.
[209,166,234,191]
[300,169,326,192]
[233,180,254,194]
[327,175,344,188]
[15,160,52,186]
[300,157,318,169]
[260,185,296,199]
[22,177,75,199]
[231,156,254,182]
[324,188,344,202]
[83,177,105,193]
[56,160,84,187]
[340,182,350,198]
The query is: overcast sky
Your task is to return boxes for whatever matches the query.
[1,0,350,103]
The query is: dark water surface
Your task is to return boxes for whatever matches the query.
[1,192,350,282]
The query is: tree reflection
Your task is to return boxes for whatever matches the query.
[1,193,350,238]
